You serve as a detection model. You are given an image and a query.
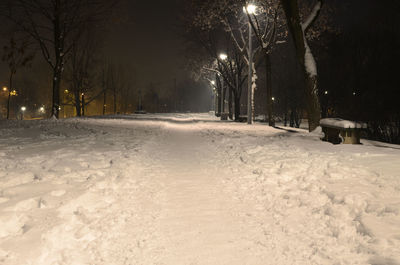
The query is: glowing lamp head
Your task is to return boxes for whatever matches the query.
[2,87,7,92]
[271,97,275,101]
[324,91,328,95]
[219,53,228,61]
[21,106,26,112]
[244,4,257,14]
[39,107,45,113]
[211,80,216,85]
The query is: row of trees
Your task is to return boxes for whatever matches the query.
[0,0,119,119]
[183,0,325,131]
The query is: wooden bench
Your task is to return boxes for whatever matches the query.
[320,118,367,144]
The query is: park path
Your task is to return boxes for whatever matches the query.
[129,127,270,264]
[1,115,399,264]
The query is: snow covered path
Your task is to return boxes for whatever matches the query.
[0,113,400,264]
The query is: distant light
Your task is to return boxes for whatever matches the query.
[211,80,216,85]
[271,97,275,101]
[64,89,69,94]
[219,53,228,61]
[39,107,45,113]
[353,92,356,96]
[58,106,61,110]
[81,93,84,96]
[243,4,257,14]
[21,106,26,112]
[324,91,328,95]
[2,87,7,92]
[10,90,17,96]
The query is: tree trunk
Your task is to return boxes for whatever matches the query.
[74,90,81,117]
[51,70,61,118]
[113,87,117,114]
[290,109,295,127]
[82,94,85,116]
[7,72,13,120]
[284,112,288,126]
[214,92,218,116]
[228,86,233,120]
[281,0,321,132]
[221,81,225,114]
[216,76,221,117]
[265,54,274,126]
[234,92,241,121]
[51,0,62,119]
[103,90,107,115]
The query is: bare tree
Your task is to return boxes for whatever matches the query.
[65,33,99,117]
[1,0,116,118]
[1,36,34,119]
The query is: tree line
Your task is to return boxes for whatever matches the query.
[183,0,325,131]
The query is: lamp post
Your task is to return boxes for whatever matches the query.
[81,93,85,116]
[21,106,26,120]
[219,53,228,119]
[244,4,256,124]
[210,80,217,112]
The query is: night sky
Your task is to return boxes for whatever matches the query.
[0,0,190,100]
[104,0,187,89]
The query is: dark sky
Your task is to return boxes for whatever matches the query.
[0,0,189,93]
[105,0,187,90]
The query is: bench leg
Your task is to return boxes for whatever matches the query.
[340,130,361,144]
[322,127,341,144]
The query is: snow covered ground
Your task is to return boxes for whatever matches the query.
[0,113,399,265]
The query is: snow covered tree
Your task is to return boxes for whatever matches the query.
[281,0,323,131]
[241,0,286,126]
[188,0,262,123]
[187,0,286,124]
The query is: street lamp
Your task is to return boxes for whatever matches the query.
[243,4,257,14]
[2,87,7,92]
[219,53,228,61]
[244,4,257,124]
[219,53,228,118]
[21,106,26,120]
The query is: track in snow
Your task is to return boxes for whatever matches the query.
[0,113,399,265]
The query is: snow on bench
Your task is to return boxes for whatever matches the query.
[320,118,367,144]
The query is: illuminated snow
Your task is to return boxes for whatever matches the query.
[0,113,399,264]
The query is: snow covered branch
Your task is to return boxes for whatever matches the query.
[301,0,323,32]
